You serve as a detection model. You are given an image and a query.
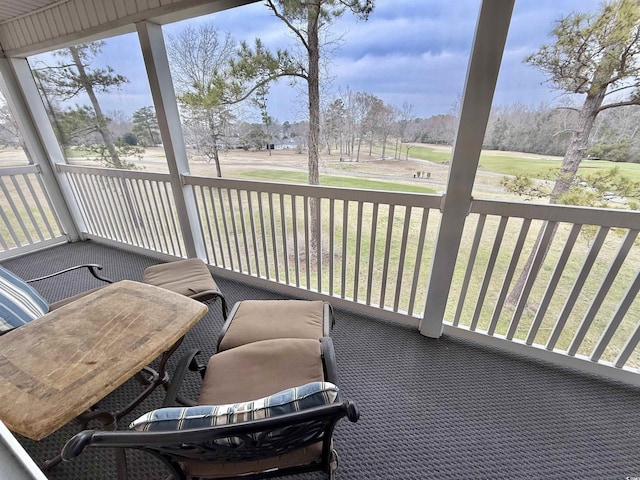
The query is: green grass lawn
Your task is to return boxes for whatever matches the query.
[238,169,438,194]
[404,144,640,181]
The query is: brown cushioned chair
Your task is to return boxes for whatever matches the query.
[217,300,333,352]
[143,258,228,319]
[62,337,359,480]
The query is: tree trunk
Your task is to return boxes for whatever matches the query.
[69,47,123,169]
[307,3,321,262]
[208,114,223,178]
[507,89,606,305]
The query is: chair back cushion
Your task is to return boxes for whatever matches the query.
[0,266,49,332]
[130,381,338,433]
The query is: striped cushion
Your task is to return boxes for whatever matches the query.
[0,265,49,332]
[129,381,338,434]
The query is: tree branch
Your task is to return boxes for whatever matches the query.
[604,83,640,97]
[226,72,308,105]
[597,99,640,112]
[266,0,310,51]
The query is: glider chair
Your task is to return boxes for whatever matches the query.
[0,263,112,335]
[61,337,359,480]
[143,258,228,320]
[217,300,334,352]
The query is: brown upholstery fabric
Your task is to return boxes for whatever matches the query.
[142,259,219,297]
[186,338,325,478]
[198,338,324,405]
[219,300,326,351]
[182,443,323,478]
[48,286,105,310]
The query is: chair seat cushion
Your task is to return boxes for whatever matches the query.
[129,381,338,432]
[143,259,219,297]
[219,300,326,351]
[0,266,49,332]
[199,338,325,405]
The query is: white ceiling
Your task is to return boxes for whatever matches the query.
[0,0,60,24]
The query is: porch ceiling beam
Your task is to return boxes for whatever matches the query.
[419,0,515,338]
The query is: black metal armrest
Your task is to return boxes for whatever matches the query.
[62,401,355,461]
[216,301,242,350]
[26,264,113,284]
[321,337,340,386]
[162,348,201,407]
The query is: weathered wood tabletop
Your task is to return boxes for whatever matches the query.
[0,280,208,441]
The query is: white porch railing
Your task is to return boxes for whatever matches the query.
[183,175,443,317]
[51,164,640,375]
[59,164,185,258]
[0,165,65,258]
[450,200,640,370]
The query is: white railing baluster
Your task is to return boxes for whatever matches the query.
[353,201,363,302]
[161,182,182,257]
[67,173,98,237]
[526,223,582,345]
[247,192,261,278]
[407,208,430,317]
[10,176,43,242]
[194,186,210,262]
[592,268,640,363]
[33,173,62,236]
[120,178,142,247]
[454,214,486,327]
[291,195,300,287]
[340,200,349,299]
[112,176,135,244]
[303,195,310,289]
[0,210,10,249]
[218,188,234,270]
[226,189,243,272]
[366,203,379,306]
[470,216,507,331]
[97,175,123,242]
[507,221,558,340]
[394,206,413,312]
[316,198,322,294]
[0,202,19,247]
[208,187,226,268]
[329,198,335,296]
[268,192,279,283]
[615,312,640,368]
[130,179,150,250]
[280,193,289,284]
[568,230,639,356]
[546,226,610,351]
[0,178,33,244]
[144,179,166,253]
[379,204,395,308]
[236,190,251,275]
[257,192,270,279]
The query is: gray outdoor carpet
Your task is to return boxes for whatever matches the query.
[3,240,640,480]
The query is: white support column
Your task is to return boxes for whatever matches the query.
[136,21,205,259]
[419,0,515,338]
[0,57,82,240]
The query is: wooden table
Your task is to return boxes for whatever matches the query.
[0,280,208,441]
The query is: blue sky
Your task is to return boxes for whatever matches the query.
[30,0,605,123]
